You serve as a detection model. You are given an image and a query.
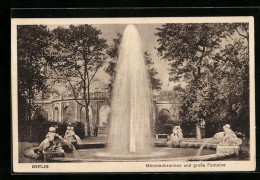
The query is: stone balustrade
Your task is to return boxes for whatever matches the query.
[35,91,112,102]
[35,92,158,102]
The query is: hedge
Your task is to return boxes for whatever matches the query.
[18,114,85,142]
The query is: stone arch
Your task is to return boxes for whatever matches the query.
[63,105,74,123]
[159,108,170,113]
[99,105,110,127]
[53,107,60,122]
[79,106,93,126]
[157,108,171,123]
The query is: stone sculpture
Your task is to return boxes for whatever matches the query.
[37,127,75,155]
[213,124,242,146]
[214,124,242,156]
[166,126,183,147]
[38,127,64,153]
[64,126,83,146]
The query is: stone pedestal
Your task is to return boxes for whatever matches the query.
[216,145,240,156]
[43,149,65,162]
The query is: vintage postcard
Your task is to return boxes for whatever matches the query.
[12,17,255,173]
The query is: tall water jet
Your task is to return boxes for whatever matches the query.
[107,25,154,155]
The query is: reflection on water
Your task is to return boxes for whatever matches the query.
[79,147,215,161]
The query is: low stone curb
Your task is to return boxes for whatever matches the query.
[180,142,217,149]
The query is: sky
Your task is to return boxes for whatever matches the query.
[47,24,176,92]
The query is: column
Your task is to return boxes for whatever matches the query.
[59,101,62,122]
[75,101,78,122]
[96,101,99,125]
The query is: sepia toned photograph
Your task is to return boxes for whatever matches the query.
[11,17,255,172]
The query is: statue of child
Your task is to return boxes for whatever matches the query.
[166,126,183,147]
[64,126,71,139]
[71,127,83,146]
[38,127,63,153]
[221,124,242,146]
[176,126,183,140]
[65,126,77,143]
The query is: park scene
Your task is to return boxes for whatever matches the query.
[17,22,250,162]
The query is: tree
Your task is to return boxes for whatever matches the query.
[105,33,162,92]
[156,23,250,139]
[157,85,185,103]
[144,51,163,90]
[17,25,51,140]
[47,25,108,136]
[105,33,122,92]
[155,109,176,134]
[156,24,226,83]
[211,23,249,136]
[156,23,227,139]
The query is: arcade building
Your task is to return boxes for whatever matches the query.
[35,91,182,136]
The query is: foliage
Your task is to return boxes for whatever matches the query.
[204,121,223,138]
[17,25,51,122]
[156,23,226,83]
[155,109,180,134]
[211,23,249,136]
[156,86,185,103]
[71,122,85,139]
[46,25,108,136]
[18,112,85,142]
[180,121,197,137]
[105,33,162,92]
[156,23,250,137]
[144,51,163,90]
[105,33,122,92]
[17,25,52,141]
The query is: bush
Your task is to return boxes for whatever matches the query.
[18,114,85,142]
[180,121,197,137]
[155,120,180,135]
[18,120,30,142]
[33,116,68,142]
[204,120,249,138]
[204,121,223,138]
[52,122,67,137]
[71,122,85,139]
[155,109,181,135]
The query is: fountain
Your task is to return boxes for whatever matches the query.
[107,25,153,155]
[196,124,242,156]
[28,128,80,162]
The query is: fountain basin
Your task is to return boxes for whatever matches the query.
[23,145,237,163]
[216,145,240,156]
[23,137,243,163]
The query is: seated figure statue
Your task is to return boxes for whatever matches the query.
[64,126,83,147]
[176,126,183,141]
[64,126,71,139]
[213,124,242,146]
[166,126,183,147]
[38,127,64,153]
